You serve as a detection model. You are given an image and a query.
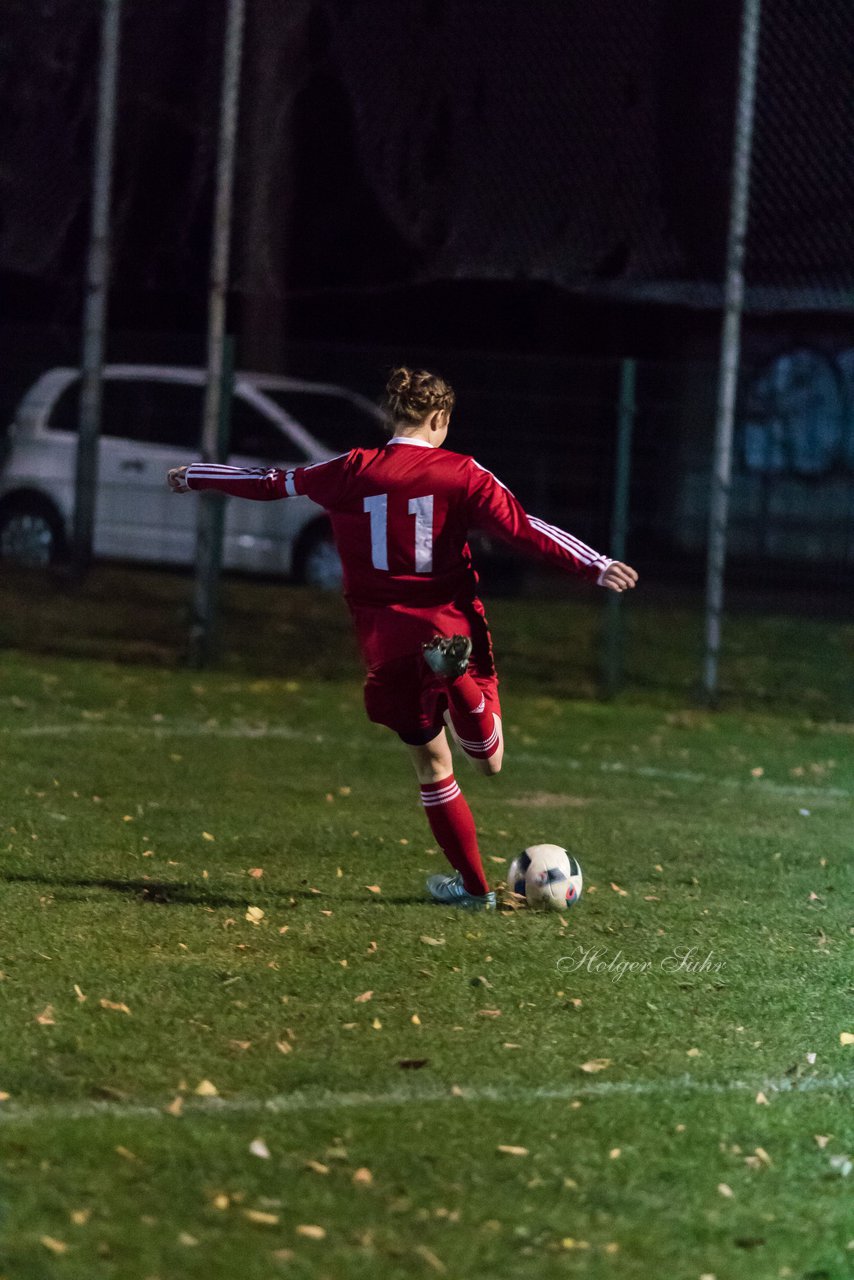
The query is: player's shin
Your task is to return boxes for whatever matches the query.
[419,774,490,896]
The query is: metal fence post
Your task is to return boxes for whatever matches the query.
[702,0,762,703]
[71,0,121,579]
[601,358,636,698]
[188,0,245,669]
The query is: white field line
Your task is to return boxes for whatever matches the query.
[3,718,851,801]
[0,1072,851,1126]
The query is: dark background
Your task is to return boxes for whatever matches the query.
[3,0,853,364]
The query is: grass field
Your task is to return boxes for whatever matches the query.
[1,566,853,1279]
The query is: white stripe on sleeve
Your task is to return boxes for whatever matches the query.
[527,516,597,564]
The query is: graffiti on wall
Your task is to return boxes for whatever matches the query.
[740,348,854,477]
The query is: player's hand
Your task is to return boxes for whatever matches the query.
[599,561,638,593]
[167,466,190,493]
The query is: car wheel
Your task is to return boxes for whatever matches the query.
[0,497,65,568]
[296,522,343,590]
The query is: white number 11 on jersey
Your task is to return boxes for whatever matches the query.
[363,493,434,573]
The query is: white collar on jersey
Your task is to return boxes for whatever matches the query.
[387,435,435,448]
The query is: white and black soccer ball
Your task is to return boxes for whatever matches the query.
[507,844,583,910]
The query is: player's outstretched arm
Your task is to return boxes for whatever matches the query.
[598,560,638,593]
[164,464,291,501]
[465,458,639,589]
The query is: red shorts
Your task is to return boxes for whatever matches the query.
[360,599,501,744]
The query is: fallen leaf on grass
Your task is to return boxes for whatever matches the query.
[352,1167,373,1186]
[561,1238,589,1250]
[249,1138,271,1159]
[245,907,264,924]
[99,998,131,1015]
[35,1005,56,1026]
[717,1183,734,1197]
[304,1160,329,1175]
[371,1017,382,1030]
[296,1224,326,1240]
[248,868,264,878]
[365,885,382,894]
[686,1047,701,1057]
[179,1233,200,1246]
[477,1009,501,1018]
[73,984,87,1003]
[41,1236,69,1255]
[755,1091,769,1105]
[115,1146,137,1161]
[420,935,445,946]
[840,1032,854,1046]
[276,1040,293,1055]
[194,1079,218,1097]
[411,1013,421,1025]
[814,1135,831,1149]
[579,1058,611,1073]
[69,1209,91,1226]
[497,1145,529,1156]
[414,1244,446,1273]
[354,990,373,1003]
[610,882,629,896]
[229,1040,251,1052]
[202,831,215,842]
[244,1209,279,1226]
[609,1148,621,1159]
[0,1091,10,1101]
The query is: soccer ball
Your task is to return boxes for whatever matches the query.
[507,844,583,910]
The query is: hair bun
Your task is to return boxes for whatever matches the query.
[382,366,455,428]
[387,366,413,395]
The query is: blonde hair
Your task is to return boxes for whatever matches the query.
[383,366,455,427]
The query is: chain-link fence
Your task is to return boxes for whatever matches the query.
[3,328,852,582]
[3,0,853,310]
[2,0,853,696]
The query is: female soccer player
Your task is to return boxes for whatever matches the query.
[167,368,637,910]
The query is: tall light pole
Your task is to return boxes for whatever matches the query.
[71,0,122,579]
[702,0,762,702]
[188,0,245,667]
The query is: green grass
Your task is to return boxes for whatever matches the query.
[1,565,853,1279]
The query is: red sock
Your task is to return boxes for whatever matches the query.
[420,774,490,896]
[446,673,500,760]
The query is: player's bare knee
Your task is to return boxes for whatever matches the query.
[469,748,503,777]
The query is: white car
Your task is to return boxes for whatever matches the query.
[0,365,387,586]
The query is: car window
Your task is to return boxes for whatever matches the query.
[47,378,202,448]
[48,381,82,432]
[103,381,202,447]
[230,397,310,463]
[257,390,386,453]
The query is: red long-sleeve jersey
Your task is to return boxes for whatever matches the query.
[185,437,611,664]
